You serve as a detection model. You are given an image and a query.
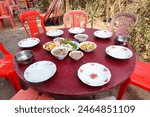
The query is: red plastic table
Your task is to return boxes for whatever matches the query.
[14,28,136,97]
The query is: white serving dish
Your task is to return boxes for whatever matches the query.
[61,40,79,51]
[79,41,97,52]
[43,41,60,51]
[51,47,69,60]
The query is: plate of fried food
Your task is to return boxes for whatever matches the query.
[79,41,97,52]
[43,42,60,51]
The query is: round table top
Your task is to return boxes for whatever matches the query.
[14,28,136,97]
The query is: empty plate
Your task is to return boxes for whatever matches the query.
[18,38,40,48]
[94,30,113,39]
[106,45,133,59]
[46,30,64,37]
[24,61,57,83]
[68,27,85,34]
[78,62,111,87]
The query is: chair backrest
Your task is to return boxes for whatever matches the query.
[63,10,88,28]
[19,10,46,37]
[108,12,138,35]
[5,0,20,16]
[0,1,10,16]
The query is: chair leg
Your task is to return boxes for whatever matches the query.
[8,71,22,92]
[8,18,15,28]
[11,88,39,100]
[0,19,5,27]
[117,78,130,100]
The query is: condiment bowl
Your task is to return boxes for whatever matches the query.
[69,51,84,60]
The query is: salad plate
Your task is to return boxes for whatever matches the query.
[94,30,113,39]
[24,61,57,83]
[68,27,85,34]
[106,45,133,59]
[46,30,64,37]
[18,38,40,48]
[78,62,111,87]
[62,40,79,51]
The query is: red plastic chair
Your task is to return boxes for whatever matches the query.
[5,0,20,16]
[19,10,46,37]
[63,10,88,28]
[11,88,54,100]
[108,12,138,35]
[117,60,150,99]
[0,42,22,92]
[0,1,15,28]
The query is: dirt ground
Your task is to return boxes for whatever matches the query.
[0,17,150,100]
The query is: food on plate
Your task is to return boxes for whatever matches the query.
[80,41,97,52]
[62,40,79,51]
[43,42,60,51]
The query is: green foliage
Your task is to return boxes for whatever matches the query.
[35,0,51,12]
[129,0,150,62]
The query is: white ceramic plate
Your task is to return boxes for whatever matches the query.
[94,30,113,39]
[46,30,64,37]
[78,62,111,87]
[18,38,40,48]
[106,45,133,59]
[68,27,85,34]
[24,61,57,83]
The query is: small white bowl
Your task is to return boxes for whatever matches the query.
[74,34,88,42]
[53,37,65,44]
[79,41,97,52]
[51,47,69,60]
[69,51,84,61]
